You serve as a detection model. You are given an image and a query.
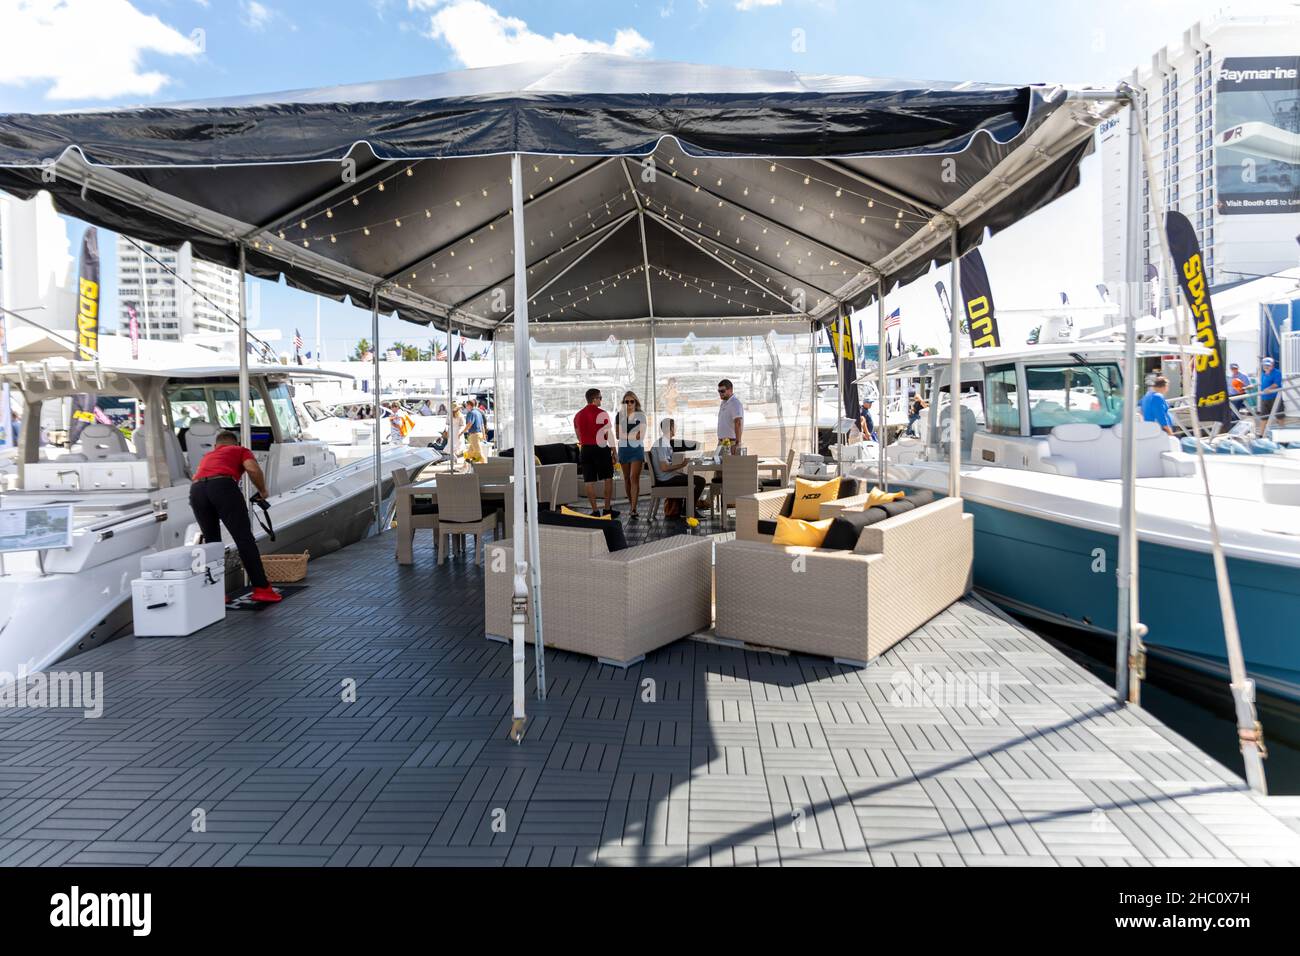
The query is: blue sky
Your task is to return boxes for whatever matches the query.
[0,0,1282,353]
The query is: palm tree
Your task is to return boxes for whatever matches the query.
[352,337,372,361]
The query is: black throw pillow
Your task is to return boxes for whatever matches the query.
[822,507,890,550]
[538,508,629,552]
[778,492,795,517]
[837,478,861,498]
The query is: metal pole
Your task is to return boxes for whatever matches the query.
[447,314,456,470]
[508,153,532,741]
[948,226,962,500]
[1116,83,1143,703]
[877,278,887,489]
[237,246,250,453]
[809,318,818,456]
[371,291,382,528]
[834,303,845,463]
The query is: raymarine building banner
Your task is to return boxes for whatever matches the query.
[1216,56,1300,215]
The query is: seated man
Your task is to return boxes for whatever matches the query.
[649,418,707,514]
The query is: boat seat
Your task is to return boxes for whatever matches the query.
[938,405,978,454]
[134,424,191,481]
[1046,423,1115,480]
[1113,419,1178,478]
[185,420,219,470]
[76,422,130,461]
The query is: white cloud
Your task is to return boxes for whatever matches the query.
[735,0,782,9]
[410,0,651,68]
[0,0,201,100]
[240,0,273,30]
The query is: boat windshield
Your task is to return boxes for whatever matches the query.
[1024,362,1123,434]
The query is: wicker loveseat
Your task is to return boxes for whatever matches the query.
[484,524,713,666]
[715,497,973,666]
[735,478,868,543]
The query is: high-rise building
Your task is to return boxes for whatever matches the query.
[115,237,239,341]
[1101,11,1300,308]
[0,191,75,338]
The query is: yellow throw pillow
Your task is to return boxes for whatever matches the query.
[772,515,833,547]
[791,476,841,520]
[560,505,611,521]
[866,486,904,506]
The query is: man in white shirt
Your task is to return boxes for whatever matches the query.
[716,379,744,452]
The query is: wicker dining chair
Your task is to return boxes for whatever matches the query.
[435,473,496,566]
[393,467,441,564]
[710,454,759,530]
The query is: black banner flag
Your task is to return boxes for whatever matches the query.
[961,247,1001,349]
[1165,210,1230,425]
[827,307,859,419]
[69,227,101,444]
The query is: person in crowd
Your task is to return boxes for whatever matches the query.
[649,418,707,516]
[616,391,647,520]
[662,377,680,417]
[1140,375,1176,436]
[418,399,434,416]
[1260,357,1282,421]
[856,396,877,442]
[1228,362,1252,416]
[906,384,928,438]
[716,378,744,453]
[9,409,20,447]
[462,398,486,462]
[189,430,281,603]
[574,387,615,515]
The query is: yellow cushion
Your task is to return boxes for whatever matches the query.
[866,486,904,506]
[772,515,833,547]
[790,476,841,520]
[560,505,610,521]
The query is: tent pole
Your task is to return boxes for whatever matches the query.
[371,291,382,528]
[948,226,961,500]
[237,245,251,455]
[1116,85,1142,704]
[877,278,887,490]
[809,318,817,456]
[447,314,456,470]
[508,153,534,740]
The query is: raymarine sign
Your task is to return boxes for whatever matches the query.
[1216,55,1300,92]
[1219,65,1299,85]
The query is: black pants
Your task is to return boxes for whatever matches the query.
[189,477,269,589]
[657,474,706,497]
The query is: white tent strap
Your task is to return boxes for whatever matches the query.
[495,315,808,344]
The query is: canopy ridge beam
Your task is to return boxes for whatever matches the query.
[647,162,873,275]
[643,206,802,314]
[618,160,658,322]
[380,156,618,285]
[488,210,637,327]
[467,209,639,325]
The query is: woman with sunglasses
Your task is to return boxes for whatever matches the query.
[616,391,647,520]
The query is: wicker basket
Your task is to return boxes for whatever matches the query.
[261,550,309,584]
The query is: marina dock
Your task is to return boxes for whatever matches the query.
[2,529,1298,867]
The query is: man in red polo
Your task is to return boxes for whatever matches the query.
[190,430,281,603]
[574,387,616,515]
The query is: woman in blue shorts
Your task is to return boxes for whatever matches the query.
[616,391,647,520]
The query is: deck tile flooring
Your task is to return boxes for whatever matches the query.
[2,512,1299,867]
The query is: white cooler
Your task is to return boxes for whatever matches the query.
[799,453,827,478]
[131,542,227,637]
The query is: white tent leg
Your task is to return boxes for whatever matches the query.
[372,293,382,527]
[877,277,887,489]
[947,227,961,500]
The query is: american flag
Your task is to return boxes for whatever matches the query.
[293,328,305,352]
[884,308,901,330]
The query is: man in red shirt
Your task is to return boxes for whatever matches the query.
[190,431,281,602]
[573,388,616,515]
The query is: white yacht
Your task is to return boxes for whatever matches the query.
[849,341,1300,700]
[0,338,435,675]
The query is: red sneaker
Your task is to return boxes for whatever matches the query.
[250,586,283,603]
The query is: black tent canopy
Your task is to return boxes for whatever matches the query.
[0,54,1123,332]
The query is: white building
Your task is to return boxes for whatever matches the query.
[115,237,240,341]
[0,191,75,341]
[1101,11,1300,309]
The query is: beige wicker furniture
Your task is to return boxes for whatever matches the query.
[484,525,713,666]
[394,467,440,564]
[715,497,973,666]
[435,473,496,566]
[708,454,759,530]
[473,458,516,482]
[734,482,868,544]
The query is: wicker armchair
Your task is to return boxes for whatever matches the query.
[715,497,973,666]
[484,525,713,666]
[394,467,439,565]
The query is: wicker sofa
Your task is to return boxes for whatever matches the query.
[735,478,867,544]
[715,497,973,666]
[484,524,713,666]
